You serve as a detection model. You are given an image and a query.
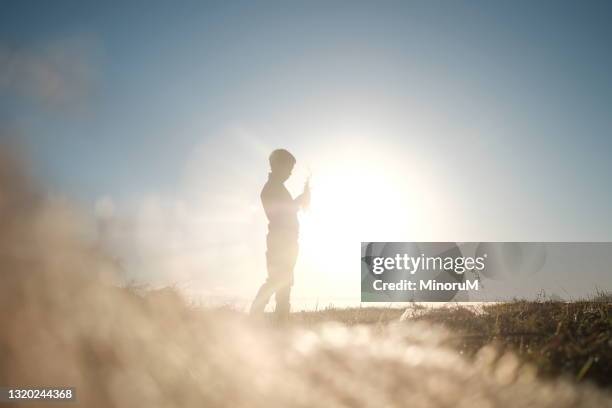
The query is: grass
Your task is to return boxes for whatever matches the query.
[292,299,612,389]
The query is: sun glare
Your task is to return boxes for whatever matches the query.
[298,152,412,296]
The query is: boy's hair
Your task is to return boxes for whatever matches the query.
[269,149,296,171]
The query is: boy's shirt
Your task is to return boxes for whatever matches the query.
[261,173,299,241]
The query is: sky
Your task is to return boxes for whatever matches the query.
[1,1,612,305]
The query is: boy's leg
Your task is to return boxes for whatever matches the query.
[251,244,281,316]
[274,283,291,322]
[267,238,298,321]
[250,278,275,315]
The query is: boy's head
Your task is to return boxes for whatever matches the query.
[269,149,296,182]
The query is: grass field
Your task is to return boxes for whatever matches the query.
[293,298,612,389]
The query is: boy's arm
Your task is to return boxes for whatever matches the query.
[260,189,273,221]
[294,182,311,209]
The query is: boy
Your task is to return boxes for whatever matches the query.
[250,149,310,321]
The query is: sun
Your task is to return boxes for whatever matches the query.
[296,152,413,300]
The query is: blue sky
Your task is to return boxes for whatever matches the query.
[2,1,610,204]
[2,1,612,302]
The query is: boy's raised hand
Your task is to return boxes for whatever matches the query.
[301,176,311,209]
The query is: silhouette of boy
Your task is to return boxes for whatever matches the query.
[250,149,310,321]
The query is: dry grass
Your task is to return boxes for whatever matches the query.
[400,300,612,388]
[293,299,612,389]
